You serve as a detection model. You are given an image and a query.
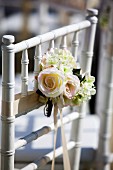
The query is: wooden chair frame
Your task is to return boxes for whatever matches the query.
[1,9,98,170]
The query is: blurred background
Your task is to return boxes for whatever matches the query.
[0,0,100,72]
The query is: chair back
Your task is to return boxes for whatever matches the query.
[1,8,98,170]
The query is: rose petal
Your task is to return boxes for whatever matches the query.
[38,67,65,97]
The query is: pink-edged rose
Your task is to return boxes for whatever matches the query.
[64,75,80,99]
[38,67,65,97]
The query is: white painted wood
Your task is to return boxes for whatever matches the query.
[21,141,76,170]
[96,57,113,170]
[21,49,29,96]
[0,9,98,170]
[15,163,63,170]
[96,4,113,170]
[80,9,98,73]
[72,31,79,61]
[34,45,42,90]
[49,40,55,49]
[60,35,67,49]
[15,112,79,149]
[14,20,91,53]
[70,9,98,170]
[1,35,15,170]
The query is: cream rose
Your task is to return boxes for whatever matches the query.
[38,67,65,97]
[64,75,80,99]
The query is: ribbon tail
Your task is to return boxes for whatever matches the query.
[60,109,71,170]
[51,104,58,170]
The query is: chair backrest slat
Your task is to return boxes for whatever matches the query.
[60,35,67,49]
[49,39,55,49]
[21,49,29,96]
[34,44,42,90]
[72,31,79,61]
[80,15,98,73]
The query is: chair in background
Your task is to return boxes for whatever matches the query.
[96,3,113,170]
[1,9,98,170]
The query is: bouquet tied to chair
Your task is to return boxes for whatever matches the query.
[35,48,96,170]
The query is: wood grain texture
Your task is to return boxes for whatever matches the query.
[14,91,43,117]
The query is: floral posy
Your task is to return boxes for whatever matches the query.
[35,48,96,116]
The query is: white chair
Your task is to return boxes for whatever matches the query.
[96,4,113,170]
[0,8,98,170]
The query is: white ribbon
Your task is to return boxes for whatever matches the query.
[51,105,71,170]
